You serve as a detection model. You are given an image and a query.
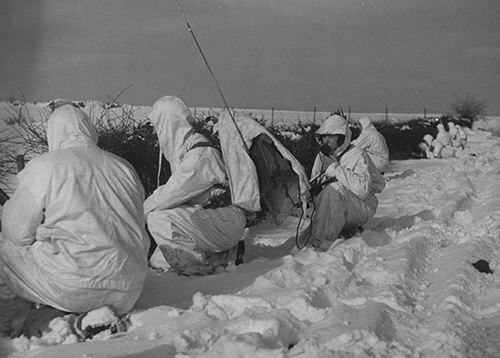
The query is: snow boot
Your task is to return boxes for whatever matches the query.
[69,306,128,341]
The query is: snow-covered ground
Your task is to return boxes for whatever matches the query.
[1,125,500,357]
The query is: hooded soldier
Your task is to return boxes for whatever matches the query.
[305,115,385,250]
[456,124,467,148]
[351,116,390,173]
[447,122,462,148]
[419,134,435,158]
[433,123,454,158]
[448,122,467,149]
[144,96,247,276]
[0,105,149,333]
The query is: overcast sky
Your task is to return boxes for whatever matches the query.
[1,0,499,114]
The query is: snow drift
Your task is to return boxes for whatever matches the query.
[1,127,500,358]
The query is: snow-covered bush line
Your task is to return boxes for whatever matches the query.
[0,102,168,196]
[0,102,471,196]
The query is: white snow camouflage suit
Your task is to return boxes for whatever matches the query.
[352,116,390,173]
[216,111,310,224]
[306,116,385,250]
[433,123,455,158]
[0,105,149,321]
[144,96,246,275]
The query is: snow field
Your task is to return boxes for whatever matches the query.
[2,127,500,357]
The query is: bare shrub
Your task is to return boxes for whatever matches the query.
[0,101,170,196]
[0,99,445,196]
[96,108,170,196]
[450,95,487,124]
[0,102,49,191]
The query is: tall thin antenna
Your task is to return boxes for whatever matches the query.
[174,0,249,152]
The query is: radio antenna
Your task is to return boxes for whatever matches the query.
[174,0,249,151]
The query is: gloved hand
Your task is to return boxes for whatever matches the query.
[323,160,340,179]
[309,173,338,198]
[309,181,324,198]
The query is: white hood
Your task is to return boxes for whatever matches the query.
[317,114,352,158]
[149,96,209,172]
[1,104,149,314]
[47,105,98,151]
[359,116,375,131]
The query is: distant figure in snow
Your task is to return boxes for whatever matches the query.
[351,116,390,173]
[302,115,385,251]
[433,123,455,158]
[144,96,247,276]
[419,124,455,159]
[448,122,467,149]
[0,105,149,335]
[419,134,435,159]
[447,122,462,149]
[456,124,467,148]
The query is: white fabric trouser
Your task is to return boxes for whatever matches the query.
[0,235,139,318]
[433,141,455,159]
[306,183,378,249]
[147,205,246,274]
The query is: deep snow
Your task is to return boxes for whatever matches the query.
[1,126,500,357]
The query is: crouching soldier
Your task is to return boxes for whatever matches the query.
[144,96,248,276]
[419,134,435,159]
[145,97,311,275]
[351,116,390,173]
[0,105,150,335]
[303,114,385,251]
[456,124,467,148]
[433,123,455,158]
[449,122,467,149]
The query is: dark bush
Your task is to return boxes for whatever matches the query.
[375,119,437,160]
[97,122,171,196]
[267,123,320,175]
[108,115,443,188]
[0,103,456,196]
[267,117,437,173]
[439,114,472,129]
